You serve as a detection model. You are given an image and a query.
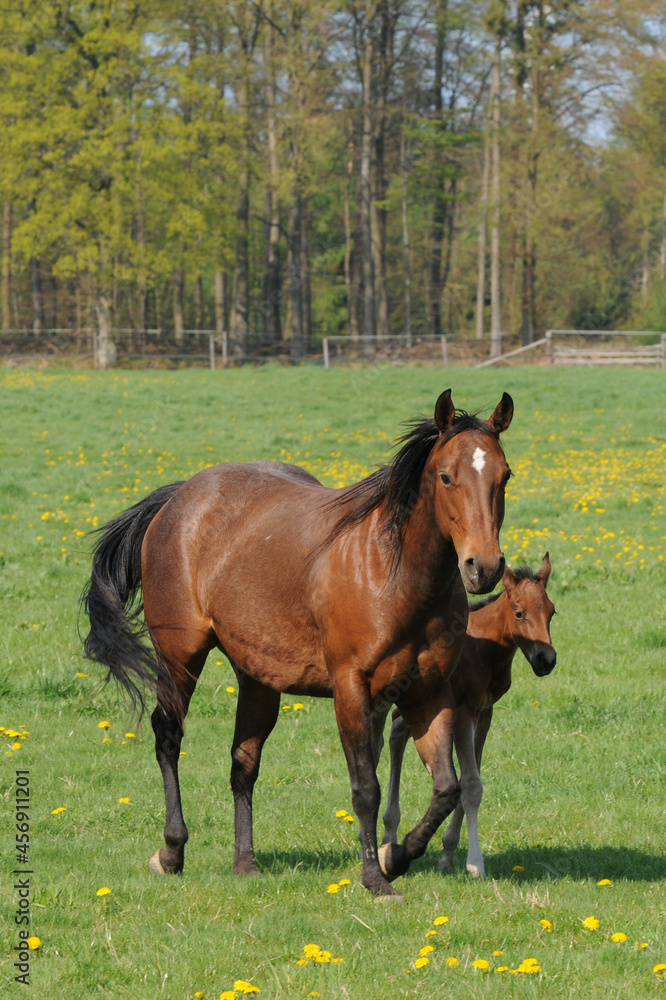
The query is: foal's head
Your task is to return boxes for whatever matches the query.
[431,390,513,594]
[502,553,557,676]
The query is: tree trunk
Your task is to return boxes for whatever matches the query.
[642,229,650,305]
[29,257,44,336]
[231,37,251,358]
[475,130,490,339]
[490,34,502,359]
[371,1,393,341]
[173,267,184,341]
[344,137,360,341]
[194,274,204,329]
[359,13,375,341]
[400,129,412,345]
[301,199,311,352]
[2,202,11,334]
[660,191,666,281]
[287,179,304,359]
[428,3,447,340]
[262,18,281,347]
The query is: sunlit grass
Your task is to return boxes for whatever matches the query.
[0,365,665,998]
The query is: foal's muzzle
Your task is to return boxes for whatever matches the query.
[461,555,505,595]
[530,643,557,677]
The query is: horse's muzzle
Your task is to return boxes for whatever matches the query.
[530,644,557,676]
[461,555,505,595]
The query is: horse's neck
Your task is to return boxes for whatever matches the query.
[396,497,460,598]
[470,595,518,669]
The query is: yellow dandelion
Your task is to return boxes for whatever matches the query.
[12,742,21,750]
[654,964,666,975]
[294,703,304,710]
[425,930,437,938]
[540,919,552,932]
[611,932,627,943]
[195,993,204,999]
[118,797,131,804]
[414,957,429,969]
[220,992,236,1000]
[102,738,111,743]
[496,966,509,972]
[335,809,348,817]
[316,951,332,963]
[472,959,490,969]
[492,950,504,956]
[77,672,87,678]
[125,732,135,739]
[98,721,111,729]
[640,943,649,949]
[343,815,354,823]
[512,864,524,871]
[583,916,600,930]
[309,993,322,997]
[51,807,67,815]
[518,959,540,974]
[338,878,351,886]
[445,957,459,967]
[295,958,308,966]
[597,878,613,886]
[433,915,449,926]
[233,980,260,994]
[419,946,434,956]
[326,883,340,893]
[226,686,235,694]
[96,887,111,897]
[303,944,321,958]
[282,705,291,711]
[26,937,41,949]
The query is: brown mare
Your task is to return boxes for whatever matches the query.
[381,554,556,879]
[82,390,513,900]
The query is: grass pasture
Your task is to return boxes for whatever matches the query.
[0,364,665,999]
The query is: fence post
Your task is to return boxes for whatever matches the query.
[440,335,448,367]
[209,333,216,371]
[661,333,666,370]
[546,330,553,366]
[323,337,330,370]
[222,329,228,369]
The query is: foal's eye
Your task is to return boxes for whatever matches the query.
[439,472,453,486]
[514,610,525,620]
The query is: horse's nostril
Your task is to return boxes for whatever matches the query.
[466,557,477,568]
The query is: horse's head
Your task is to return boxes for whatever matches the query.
[502,553,557,676]
[431,389,513,594]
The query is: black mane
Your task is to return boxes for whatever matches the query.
[326,410,496,556]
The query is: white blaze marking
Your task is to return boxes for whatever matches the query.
[472,447,486,473]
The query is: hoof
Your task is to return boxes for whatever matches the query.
[148,849,166,875]
[233,859,260,876]
[437,855,455,872]
[466,864,486,879]
[373,887,404,904]
[377,842,410,882]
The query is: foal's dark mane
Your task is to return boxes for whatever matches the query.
[326,410,497,556]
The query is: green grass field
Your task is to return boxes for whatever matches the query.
[1,365,665,999]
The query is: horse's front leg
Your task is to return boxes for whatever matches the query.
[378,683,460,881]
[333,672,400,901]
[381,710,411,844]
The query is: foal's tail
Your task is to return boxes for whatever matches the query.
[81,482,184,719]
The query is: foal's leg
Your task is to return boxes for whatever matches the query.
[381,711,411,845]
[379,685,460,880]
[334,672,399,900]
[230,670,281,875]
[148,638,211,876]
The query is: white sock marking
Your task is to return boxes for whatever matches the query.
[472,447,486,473]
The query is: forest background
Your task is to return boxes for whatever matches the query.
[2,0,666,359]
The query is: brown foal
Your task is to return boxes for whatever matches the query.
[381,554,556,878]
[82,390,513,899]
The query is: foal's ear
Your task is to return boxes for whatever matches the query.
[486,392,514,434]
[502,563,517,590]
[536,551,551,587]
[434,388,456,433]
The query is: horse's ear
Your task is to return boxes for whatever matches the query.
[502,563,517,590]
[434,389,456,433]
[487,392,514,434]
[536,551,551,587]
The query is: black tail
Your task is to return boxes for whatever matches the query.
[81,482,184,718]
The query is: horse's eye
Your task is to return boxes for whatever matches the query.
[439,472,452,486]
[514,610,525,620]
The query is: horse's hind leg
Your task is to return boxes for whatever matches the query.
[230,670,280,875]
[148,633,212,876]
